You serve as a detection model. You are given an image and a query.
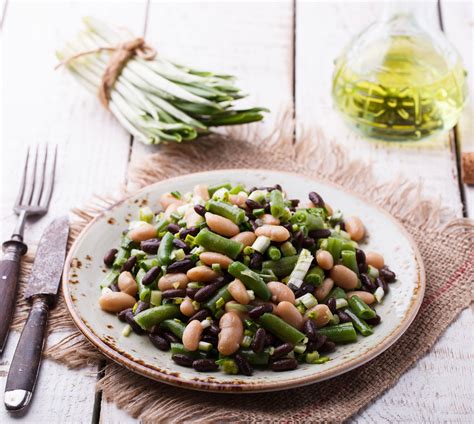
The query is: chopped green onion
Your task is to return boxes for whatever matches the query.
[139,206,154,223]
[297,293,318,309]
[150,290,162,306]
[198,341,213,352]
[374,286,385,303]
[294,343,307,354]
[280,241,297,257]
[305,351,320,363]
[252,235,271,254]
[287,249,314,290]
[335,298,348,309]
[121,324,132,337]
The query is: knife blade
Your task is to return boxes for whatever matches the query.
[4,216,69,412]
[24,216,69,300]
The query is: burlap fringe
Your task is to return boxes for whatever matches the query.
[16,118,472,423]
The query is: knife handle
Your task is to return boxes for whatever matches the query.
[4,295,50,411]
[0,240,28,353]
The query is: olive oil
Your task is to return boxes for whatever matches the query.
[332,22,467,141]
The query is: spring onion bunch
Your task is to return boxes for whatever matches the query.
[57,17,268,144]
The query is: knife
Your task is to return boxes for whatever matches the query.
[4,217,69,411]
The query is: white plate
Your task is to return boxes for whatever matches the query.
[63,169,425,393]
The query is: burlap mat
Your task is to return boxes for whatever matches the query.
[12,124,474,423]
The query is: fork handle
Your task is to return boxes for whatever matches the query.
[0,239,28,353]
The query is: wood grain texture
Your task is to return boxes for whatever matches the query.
[441,0,474,216]
[1,1,147,422]
[128,0,294,191]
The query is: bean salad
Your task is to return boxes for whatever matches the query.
[99,182,397,375]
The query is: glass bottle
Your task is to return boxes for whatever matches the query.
[332,1,468,141]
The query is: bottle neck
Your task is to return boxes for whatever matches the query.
[381,0,438,29]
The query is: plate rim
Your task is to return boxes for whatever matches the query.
[62,169,426,393]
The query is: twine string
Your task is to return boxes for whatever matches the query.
[55,37,156,108]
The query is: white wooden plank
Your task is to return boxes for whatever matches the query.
[1,1,148,422]
[128,0,294,191]
[296,1,471,422]
[295,0,463,217]
[441,0,474,217]
[0,332,98,424]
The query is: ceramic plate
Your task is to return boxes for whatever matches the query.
[63,170,425,393]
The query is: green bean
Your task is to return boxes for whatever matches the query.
[170,343,208,359]
[326,237,343,261]
[161,319,186,339]
[341,250,359,275]
[229,183,245,194]
[344,309,374,336]
[280,241,297,257]
[290,209,325,231]
[136,268,151,302]
[217,358,239,374]
[99,270,119,289]
[194,228,243,259]
[205,200,245,224]
[208,182,232,197]
[139,258,159,271]
[341,240,356,252]
[203,284,232,314]
[262,255,298,278]
[316,322,358,343]
[228,262,271,301]
[269,189,285,218]
[268,246,281,261]
[134,304,180,330]
[305,266,325,286]
[120,235,135,249]
[258,313,306,344]
[347,295,376,320]
[323,287,347,302]
[155,217,169,234]
[157,232,174,266]
[239,350,270,365]
[112,247,130,268]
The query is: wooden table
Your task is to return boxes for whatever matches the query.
[1,1,472,422]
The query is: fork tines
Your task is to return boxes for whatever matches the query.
[14,145,57,215]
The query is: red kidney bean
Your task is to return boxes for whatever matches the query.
[303,319,318,342]
[360,273,377,292]
[307,333,328,351]
[358,262,369,274]
[142,266,161,286]
[292,230,304,247]
[282,223,293,233]
[163,331,180,344]
[302,237,315,248]
[117,308,132,322]
[235,353,253,376]
[265,332,275,346]
[380,266,396,282]
[264,203,271,213]
[120,255,137,272]
[125,310,146,335]
[249,252,263,270]
[251,328,266,354]
[339,221,346,231]
[319,340,336,353]
[365,315,381,326]
[134,301,150,315]
[249,220,258,231]
[271,358,298,372]
[172,238,190,252]
[110,284,120,292]
[204,322,220,338]
[192,358,218,372]
[193,204,206,217]
[167,258,195,273]
[294,284,314,299]
[327,297,337,313]
[194,283,220,302]
[140,238,161,254]
[245,199,261,210]
[248,304,273,319]
[167,223,180,234]
[161,289,187,298]
[290,199,300,208]
[376,276,389,293]
[337,310,352,323]
[308,228,331,239]
[179,227,199,239]
[201,334,218,346]
[309,192,325,208]
[271,342,294,359]
[355,248,366,264]
[188,309,210,323]
[103,248,118,268]
[172,354,193,367]
[148,334,170,351]
[186,287,198,299]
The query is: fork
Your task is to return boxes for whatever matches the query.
[0,145,57,353]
